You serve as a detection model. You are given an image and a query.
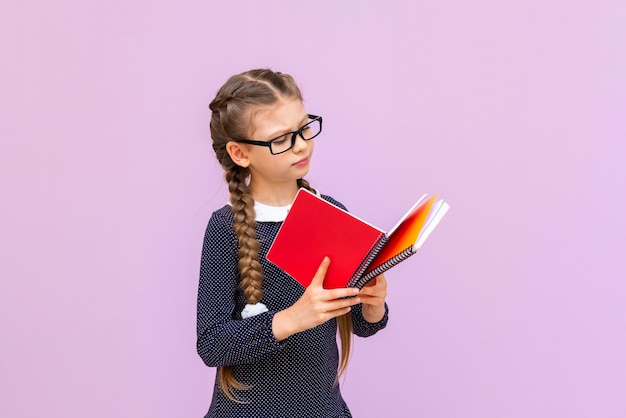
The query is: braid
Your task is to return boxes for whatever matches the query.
[226,167,264,304]
[216,166,263,403]
[296,178,316,195]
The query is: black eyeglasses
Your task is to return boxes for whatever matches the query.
[233,114,322,155]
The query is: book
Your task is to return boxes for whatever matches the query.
[266,188,450,289]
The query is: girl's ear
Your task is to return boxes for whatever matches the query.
[225,142,250,168]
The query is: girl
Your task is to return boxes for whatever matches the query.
[197,69,389,417]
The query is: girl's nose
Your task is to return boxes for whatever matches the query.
[292,134,308,152]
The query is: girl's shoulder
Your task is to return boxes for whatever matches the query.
[205,204,235,234]
[319,193,348,212]
[211,204,233,219]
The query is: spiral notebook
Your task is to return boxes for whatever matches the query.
[266,188,449,289]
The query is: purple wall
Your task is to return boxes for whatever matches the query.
[2,1,625,417]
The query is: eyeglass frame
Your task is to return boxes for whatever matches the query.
[232,114,322,155]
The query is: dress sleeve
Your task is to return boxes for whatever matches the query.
[350,302,389,337]
[196,211,285,367]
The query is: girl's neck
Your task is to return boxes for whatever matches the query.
[249,181,299,207]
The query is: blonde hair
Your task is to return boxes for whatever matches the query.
[209,69,352,401]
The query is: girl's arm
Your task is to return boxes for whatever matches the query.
[196,213,282,368]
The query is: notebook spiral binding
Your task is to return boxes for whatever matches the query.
[346,234,389,288]
[354,245,417,289]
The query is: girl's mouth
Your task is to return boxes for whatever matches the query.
[293,157,309,166]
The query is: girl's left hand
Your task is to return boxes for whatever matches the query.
[358,274,388,323]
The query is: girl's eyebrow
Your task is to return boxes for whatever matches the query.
[299,115,309,127]
[266,114,309,138]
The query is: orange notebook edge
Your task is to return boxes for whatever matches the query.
[363,194,438,274]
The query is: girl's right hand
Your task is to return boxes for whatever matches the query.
[272,257,361,342]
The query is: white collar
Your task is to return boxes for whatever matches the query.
[253,200,292,222]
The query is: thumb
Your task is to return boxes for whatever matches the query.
[309,256,330,288]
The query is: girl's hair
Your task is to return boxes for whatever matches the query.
[208,69,352,401]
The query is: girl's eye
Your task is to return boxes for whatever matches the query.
[272,135,289,146]
[301,126,313,139]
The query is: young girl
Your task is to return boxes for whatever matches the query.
[197,69,389,417]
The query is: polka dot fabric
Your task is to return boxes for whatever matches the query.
[197,195,389,418]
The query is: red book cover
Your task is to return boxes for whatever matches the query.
[266,189,385,289]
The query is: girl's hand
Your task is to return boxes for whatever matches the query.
[358,274,388,323]
[273,257,361,341]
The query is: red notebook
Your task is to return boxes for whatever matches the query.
[266,189,449,289]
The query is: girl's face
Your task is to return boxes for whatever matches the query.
[230,97,314,200]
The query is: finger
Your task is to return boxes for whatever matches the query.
[327,299,359,315]
[333,306,354,317]
[328,295,361,311]
[323,305,353,320]
[322,282,358,296]
[357,294,380,304]
[359,283,378,295]
[309,256,330,288]
[360,283,386,297]
[358,289,382,300]
[359,286,374,296]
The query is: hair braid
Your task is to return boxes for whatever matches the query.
[226,167,264,304]
[216,166,263,402]
[296,178,316,195]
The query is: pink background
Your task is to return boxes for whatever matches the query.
[2,1,625,417]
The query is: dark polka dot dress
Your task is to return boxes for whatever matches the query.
[197,194,389,418]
